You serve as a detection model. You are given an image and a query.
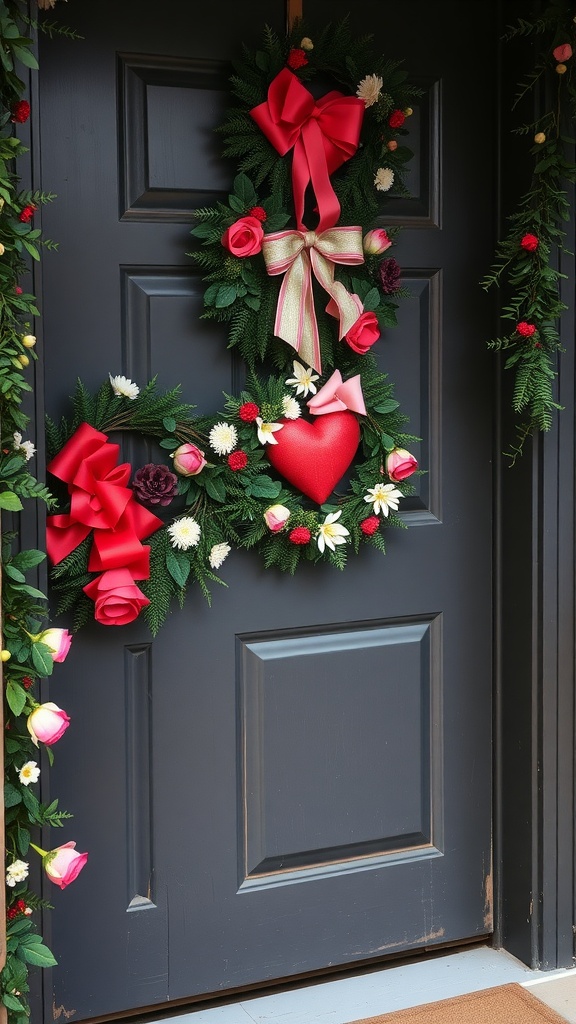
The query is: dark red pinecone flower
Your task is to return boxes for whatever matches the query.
[132,463,178,506]
[379,257,402,294]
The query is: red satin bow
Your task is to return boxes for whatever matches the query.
[251,67,365,232]
[46,422,162,580]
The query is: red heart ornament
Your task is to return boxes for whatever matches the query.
[266,411,361,504]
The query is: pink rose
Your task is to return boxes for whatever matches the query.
[263,504,291,532]
[83,568,150,626]
[221,216,264,258]
[37,627,72,663]
[43,842,88,889]
[386,447,418,482]
[345,312,380,354]
[27,702,70,747]
[553,43,572,62]
[363,228,392,255]
[172,442,207,477]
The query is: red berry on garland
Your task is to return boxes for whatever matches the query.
[11,100,30,124]
[516,321,537,338]
[521,233,539,252]
[360,515,380,536]
[19,204,36,223]
[287,48,308,69]
[22,676,33,690]
[228,450,248,471]
[238,401,260,422]
[248,206,267,222]
[15,286,22,295]
[289,526,312,545]
[388,109,406,128]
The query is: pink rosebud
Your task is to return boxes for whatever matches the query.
[43,842,88,890]
[553,43,572,62]
[172,442,207,477]
[345,311,380,355]
[27,703,70,747]
[363,228,392,255]
[386,447,418,482]
[221,216,264,258]
[37,627,72,663]
[263,504,291,532]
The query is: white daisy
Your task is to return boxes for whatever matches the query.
[374,167,395,192]
[6,860,29,887]
[356,74,383,107]
[209,542,231,569]
[285,360,319,397]
[364,482,403,516]
[256,417,283,445]
[316,510,350,553]
[209,421,238,455]
[167,516,201,550]
[12,431,36,461]
[18,761,40,786]
[282,395,301,420]
[109,373,140,400]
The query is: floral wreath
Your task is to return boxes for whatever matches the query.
[46,19,423,636]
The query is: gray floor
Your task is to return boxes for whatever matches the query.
[141,946,576,1024]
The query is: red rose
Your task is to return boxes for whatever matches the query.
[221,216,264,258]
[11,100,30,124]
[248,206,267,222]
[238,401,260,422]
[287,48,308,69]
[289,526,312,545]
[516,321,537,338]
[83,568,150,626]
[19,204,36,223]
[345,311,380,354]
[521,233,539,252]
[388,109,406,128]
[228,450,248,471]
[360,515,380,536]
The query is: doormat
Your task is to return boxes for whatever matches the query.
[348,982,569,1024]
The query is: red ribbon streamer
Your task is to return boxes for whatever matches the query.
[251,67,365,232]
[46,422,162,579]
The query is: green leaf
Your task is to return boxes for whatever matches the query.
[17,942,57,968]
[31,642,54,676]
[248,475,282,498]
[159,437,178,450]
[233,172,257,207]
[162,416,176,432]
[381,433,396,450]
[373,399,400,414]
[6,679,26,717]
[2,993,26,1012]
[4,782,22,808]
[363,287,381,312]
[11,549,46,571]
[0,490,23,511]
[11,44,39,70]
[228,194,244,213]
[166,548,190,588]
[244,294,261,311]
[215,284,238,308]
[205,475,226,502]
[4,564,26,582]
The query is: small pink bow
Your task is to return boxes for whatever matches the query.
[307,369,366,417]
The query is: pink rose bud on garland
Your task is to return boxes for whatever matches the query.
[386,448,418,482]
[553,43,572,62]
[221,216,264,257]
[31,841,88,890]
[345,311,380,354]
[516,321,537,338]
[27,703,70,747]
[264,504,291,532]
[36,627,73,663]
[363,228,392,255]
[521,233,539,252]
[172,442,207,476]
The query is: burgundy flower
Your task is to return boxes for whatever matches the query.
[132,463,178,506]
[11,100,30,124]
[379,256,402,294]
[287,48,308,69]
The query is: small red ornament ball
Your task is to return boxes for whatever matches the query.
[228,450,248,471]
[19,204,35,223]
[521,233,539,252]
[238,401,260,422]
[388,109,406,129]
[360,515,380,536]
[287,47,308,69]
[517,321,537,338]
[248,206,267,222]
[11,100,30,124]
[289,526,312,545]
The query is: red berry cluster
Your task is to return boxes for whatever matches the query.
[238,402,260,422]
[520,233,539,253]
[248,206,267,222]
[7,899,31,920]
[11,99,30,124]
[287,48,308,70]
[516,321,537,338]
[19,204,35,223]
[388,109,406,129]
[289,526,311,545]
[228,450,248,471]
[360,515,380,536]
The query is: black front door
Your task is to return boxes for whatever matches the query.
[37,1,495,1018]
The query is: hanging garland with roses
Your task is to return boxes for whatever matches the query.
[46,18,423,637]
